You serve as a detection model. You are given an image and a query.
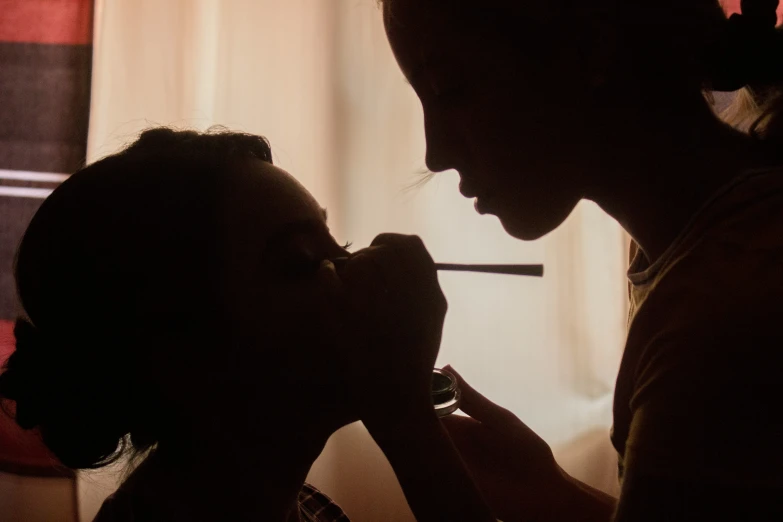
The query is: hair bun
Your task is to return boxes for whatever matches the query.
[0,319,53,429]
[704,0,783,91]
[0,319,134,468]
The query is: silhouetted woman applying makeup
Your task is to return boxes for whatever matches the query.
[377,0,783,520]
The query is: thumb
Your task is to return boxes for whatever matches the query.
[314,260,346,333]
[316,259,343,297]
[444,365,520,429]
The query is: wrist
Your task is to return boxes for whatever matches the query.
[554,468,616,522]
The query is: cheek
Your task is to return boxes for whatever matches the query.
[255,283,334,343]
[472,96,553,156]
[246,286,346,393]
[462,86,586,192]
[468,68,583,154]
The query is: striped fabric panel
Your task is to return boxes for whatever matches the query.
[0,0,93,320]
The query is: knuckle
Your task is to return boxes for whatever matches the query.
[370,233,405,247]
[407,234,424,246]
[407,235,428,254]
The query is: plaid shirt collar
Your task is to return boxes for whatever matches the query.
[297,482,350,522]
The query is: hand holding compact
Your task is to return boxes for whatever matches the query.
[318,234,447,425]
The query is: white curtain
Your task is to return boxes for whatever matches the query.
[80,2,627,521]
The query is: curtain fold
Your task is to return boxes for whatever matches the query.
[81,2,626,520]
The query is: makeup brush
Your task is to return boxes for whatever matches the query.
[332,258,544,277]
[433,263,543,277]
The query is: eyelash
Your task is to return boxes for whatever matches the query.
[343,241,353,250]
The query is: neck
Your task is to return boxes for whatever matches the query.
[134,414,334,522]
[587,104,765,263]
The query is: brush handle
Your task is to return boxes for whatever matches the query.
[435,263,544,277]
[331,258,544,277]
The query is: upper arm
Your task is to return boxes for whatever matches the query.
[626,326,783,486]
[614,468,783,522]
[615,325,783,521]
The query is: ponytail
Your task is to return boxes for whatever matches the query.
[708,0,783,146]
[746,86,783,142]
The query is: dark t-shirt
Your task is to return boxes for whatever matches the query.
[612,168,783,488]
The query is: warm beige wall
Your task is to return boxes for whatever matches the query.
[0,472,78,522]
[87,0,340,219]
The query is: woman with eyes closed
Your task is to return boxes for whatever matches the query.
[0,128,496,522]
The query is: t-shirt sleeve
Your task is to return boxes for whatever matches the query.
[626,329,783,487]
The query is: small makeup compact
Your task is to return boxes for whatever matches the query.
[432,368,460,417]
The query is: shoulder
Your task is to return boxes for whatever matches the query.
[621,170,783,487]
[627,182,783,412]
[631,168,783,343]
[90,454,170,522]
[92,491,136,522]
